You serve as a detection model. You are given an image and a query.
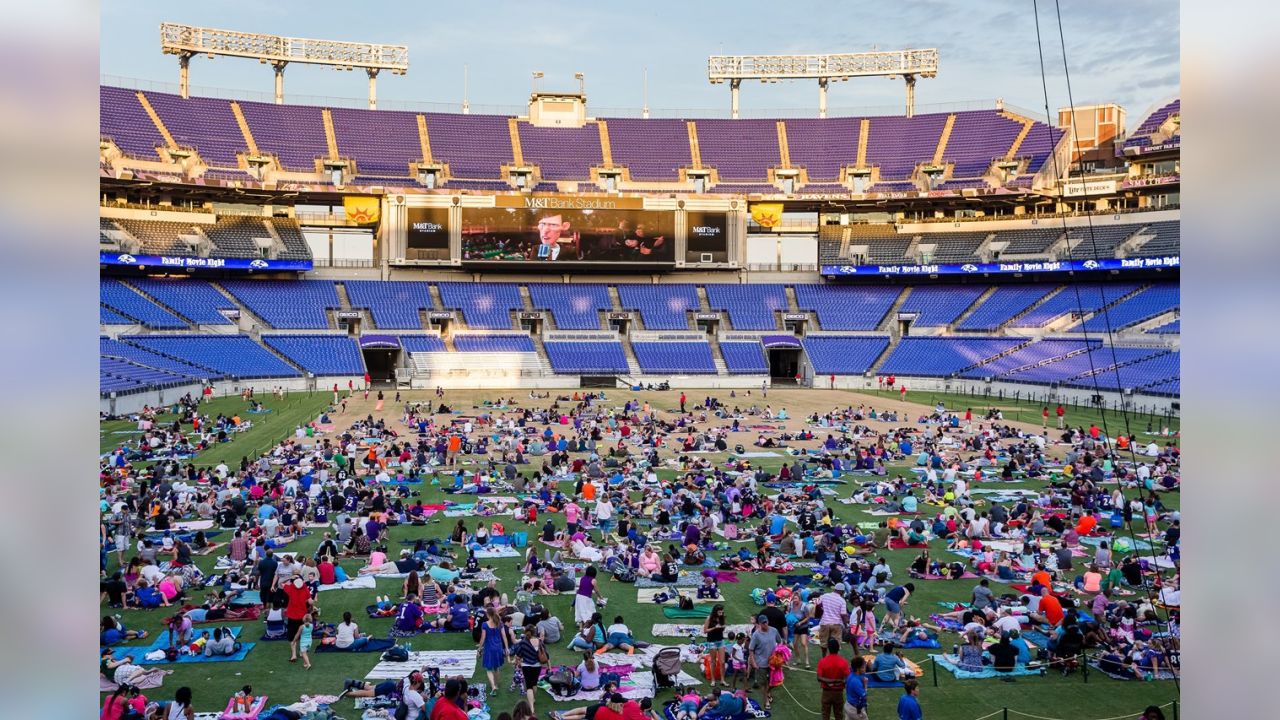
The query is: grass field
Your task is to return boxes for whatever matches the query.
[855,388,1180,434]
[101,393,334,467]
[100,388,1179,720]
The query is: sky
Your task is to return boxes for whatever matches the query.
[100,0,1179,129]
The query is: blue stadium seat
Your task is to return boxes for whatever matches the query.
[705,284,786,330]
[101,279,188,329]
[437,282,522,329]
[793,285,901,330]
[543,341,629,373]
[617,284,698,330]
[123,335,300,379]
[345,281,434,329]
[220,280,339,329]
[631,342,716,374]
[263,335,366,376]
[879,337,1025,377]
[454,335,536,353]
[719,342,769,374]
[528,283,611,330]
[801,336,889,375]
[129,279,237,325]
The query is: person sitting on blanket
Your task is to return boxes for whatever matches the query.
[204,626,238,657]
[568,613,606,652]
[954,630,987,672]
[870,643,915,682]
[576,652,603,691]
[428,597,472,632]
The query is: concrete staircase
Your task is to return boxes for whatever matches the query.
[707,334,729,376]
[867,335,899,376]
[879,287,913,331]
[210,282,269,334]
[620,337,643,377]
[321,109,341,161]
[120,279,196,327]
[855,119,871,168]
[932,114,957,166]
[949,286,1000,331]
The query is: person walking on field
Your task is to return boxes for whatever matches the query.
[816,638,850,720]
[680,392,686,414]
[1056,404,1066,429]
[1042,406,1049,430]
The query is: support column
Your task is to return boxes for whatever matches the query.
[818,78,829,119]
[178,52,192,99]
[272,61,288,105]
[904,74,917,118]
[730,79,741,119]
[367,68,379,110]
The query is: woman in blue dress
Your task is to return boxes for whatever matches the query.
[479,607,509,695]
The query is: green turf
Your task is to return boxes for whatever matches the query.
[101,392,333,468]
[100,402,1179,719]
[851,388,1180,434]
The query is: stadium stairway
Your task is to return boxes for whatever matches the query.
[120,280,195,326]
[210,282,268,332]
[866,334,901,377]
[903,235,923,264]
[620,339,643,377]
[1044,285,1149,334]
[784,285,801,313]
[879,287,912,331]
[416,309,435,333]
[332,283,354,330]
[695,285,713,313]
[1001,286,1065,330]
[707,335,730,376]
[948,286,999,331]
[1128,310,1181,335]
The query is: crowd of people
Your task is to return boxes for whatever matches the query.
[100,387,1180,719]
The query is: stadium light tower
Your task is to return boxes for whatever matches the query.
[160,22,408,108]
[708,49,938,118]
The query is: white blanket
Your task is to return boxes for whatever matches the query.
[318,575,377,592]
[364,650,478,680]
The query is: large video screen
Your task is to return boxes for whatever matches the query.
[406,207,450,250]
[686,211,728,252]
[461,207,675,262]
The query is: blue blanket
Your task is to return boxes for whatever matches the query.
[112,626,254,665]
[928,654,1043,679]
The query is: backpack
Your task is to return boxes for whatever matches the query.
[382,644,409,662]
[546,665,579,697]
[678,594,695,611]
[394,701,410,720]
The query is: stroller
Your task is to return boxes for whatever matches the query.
[653,647,684,689]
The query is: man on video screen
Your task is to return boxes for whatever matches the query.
[622,222,666,259]
[535,213,572,260]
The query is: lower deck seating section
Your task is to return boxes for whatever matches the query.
[1004,345,1163,385]
[543,341,629,374]
[527,283,611,330]
[345,281,434,329]
[1070,350,1179,392]
[129,279,236,325]
[960,338,1100,379]
[801,336,890,375]
[631,342,715,374]
[101,336,216,380]
[1010,283,1139,328]
[719,342,768,374]
[1072,283,1179,332]
[437,282,521,329]
[101,357,194,393]
[898,285,988,326]
[123,335,300,379]
[956,285,1058,331]
[101,279,188,328]
[399,335,447,353]
[617,284,698,330]
[705,284,787,330]
[101,307,134,325]
[453,335,535,353]
[793,285,901,330]
[220,279,339,329]
[1142,378,1179,396]
[262,335,365,376]
[879,337,1025,377]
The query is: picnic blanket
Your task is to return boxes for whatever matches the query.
[729,451,780,458]
[663,697,768,720]
[543,669,700,702]
[863,657,925,688]
[637,588,720,605]
[928,654,1043,679]
[364,649,478,680]
[651,623,753,638]
[318,575,377,592]
[229,591,261,607]
[596,645,681,668]
[635,573,700,589]
[474,545,521,559]
[662,606,712,619]
[112,626,254,665]
[1086,658,1179,681]
[316,638,397,653]
[100,668,172,692]
[888,539,930,550]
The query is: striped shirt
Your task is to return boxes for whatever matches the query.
[818,591,847,626]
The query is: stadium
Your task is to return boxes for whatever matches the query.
[98,12,1180,720]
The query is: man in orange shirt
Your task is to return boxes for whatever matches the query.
[447,434,461,466]
[1038,591,1064,626]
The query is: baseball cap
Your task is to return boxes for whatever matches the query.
[756,614,768,623]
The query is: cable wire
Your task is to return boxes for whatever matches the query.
[1030,0,1180,693]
